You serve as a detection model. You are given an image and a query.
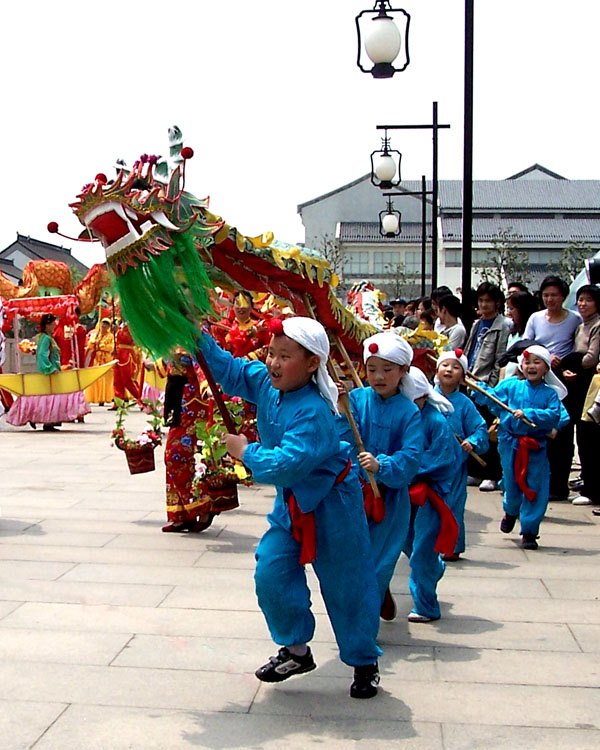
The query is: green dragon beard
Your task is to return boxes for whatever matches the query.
[113,231,213,358]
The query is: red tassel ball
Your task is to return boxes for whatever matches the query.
[368,342,379,353]
[95,173,107,184]
[523,350,530,358]
[180,147,194,160]
[454,348,463,357]
[47,222,59,233]
[268,318,284,336]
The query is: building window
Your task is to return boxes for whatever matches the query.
[405,251,430,274]
[344,250,370,275]
[445,250,461,266]
[373,251,401,274]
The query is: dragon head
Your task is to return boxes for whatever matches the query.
[69,150,223,277]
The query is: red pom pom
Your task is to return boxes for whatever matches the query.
[368,342,379,354]
[95,173,107,184]
[180,147,194,160]
[47,221,59,234]
[268,318,284,336]
[523,350,530,358]
[454,348,463,357]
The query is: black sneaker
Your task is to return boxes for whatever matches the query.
[522,534,539,550]
[350,662,380,699]
[255,647,316,683]
[500,514,517,534]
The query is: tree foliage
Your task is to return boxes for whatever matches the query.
[474,228,530,290]
[550,242,594,284]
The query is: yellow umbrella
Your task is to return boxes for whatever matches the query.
[0,360,117,397]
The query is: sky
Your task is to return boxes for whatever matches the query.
[1,0,599,268]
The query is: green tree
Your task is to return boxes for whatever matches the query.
[383,261,419,299]
[475,228,530,290]
[550,242,594,284]
[316,233,347,278]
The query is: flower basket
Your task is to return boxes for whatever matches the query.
[111,398,163,475]
[201,474,240,512]
[116,437,156,474]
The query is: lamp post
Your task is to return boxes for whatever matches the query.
[381,177,432,296]
[375,103,450,290]
[462,0,474,305]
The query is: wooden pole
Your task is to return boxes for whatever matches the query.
[454,433,486,466]
[465,376,536,428]
[195,346,237,435]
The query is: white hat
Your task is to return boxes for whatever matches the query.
[517,344,568,400]
[270,316,339,414]
[436,348,468,373]
[363,332,413,367]
[410,366,454,414]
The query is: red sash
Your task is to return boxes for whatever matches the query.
[361,479,386,523]
[514,436,541,502]
[286,459,352,565]
[409,481,459,556]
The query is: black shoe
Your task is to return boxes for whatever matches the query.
[522,533,539,550]
[500,514,517,534]
[350,662,380,699]
[255,647,316,683]
[29,421,37,430]
[380,588,397,621]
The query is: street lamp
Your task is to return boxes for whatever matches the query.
[379,196,401,237]
[355,2,410,78]
[370,132,402,189]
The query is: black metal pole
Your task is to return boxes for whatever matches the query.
[462,0,474,315]
[421,175,427,296]
[432,102,439,292]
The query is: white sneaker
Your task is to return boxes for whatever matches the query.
[407,611,437,623]
[587,405,600,424]
[479,479,498,492]
[572,496,593,505]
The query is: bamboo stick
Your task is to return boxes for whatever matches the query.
[465,376,536,428]
[454,433,487,466]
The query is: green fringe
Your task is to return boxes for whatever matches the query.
[114,232,213,358]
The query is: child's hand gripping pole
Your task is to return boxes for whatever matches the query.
[301,294,381,501]
[454,433,487,466]
[464,376,536,429]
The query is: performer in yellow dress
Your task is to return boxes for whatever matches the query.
[84,319,115,405]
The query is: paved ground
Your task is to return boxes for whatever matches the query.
[1,406,599,749]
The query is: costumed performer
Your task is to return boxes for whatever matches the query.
[109,320,142,409]
[435,349,489,561]
[214,290,270,360]
[162,349,216,533]
[405,366,458,623]
[337,331,422,622]
[7,314,91,430]
[469,345,567,550]
[199,316,382,699]
[0,300,14,413]
[84,318,115,405]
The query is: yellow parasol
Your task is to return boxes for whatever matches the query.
[0,360,117,397]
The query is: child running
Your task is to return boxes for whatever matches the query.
[338,332,423,621]
[198,316,382,698]
[435,349,489,561]
[468,344,567,549]
[405,366,458,623]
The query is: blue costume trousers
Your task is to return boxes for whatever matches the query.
[448,464,468,555]
[407,501,445,620]
[254,484,382,667]
[498,438,549,537]
[369,493,411,603]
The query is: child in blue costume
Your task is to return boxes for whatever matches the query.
[338,332,423,622]
[199,316,382,699]
[435,349,489,561]
[405,366,458,623]
[469,344,567,550]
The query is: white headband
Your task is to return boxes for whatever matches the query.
[517,344,568,400]
[363,332,413,367]
[274,316,339,414]
[410,366,454,414]
[437,348,468,373]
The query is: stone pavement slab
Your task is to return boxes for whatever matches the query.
[1,406,600,749]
